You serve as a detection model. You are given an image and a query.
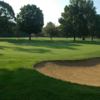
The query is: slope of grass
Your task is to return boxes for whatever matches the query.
[1,68,100,100]
[0,37,100,100]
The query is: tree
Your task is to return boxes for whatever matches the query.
[0,1,15,19]
[17,4,44,40]
[79,0,96,40]
[43,22,57,40]
[59,5,79,41]
[59,0,97,41]
[95,14,100,38]
[0,1,15,34]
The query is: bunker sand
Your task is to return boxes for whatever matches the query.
[35,58,100,86]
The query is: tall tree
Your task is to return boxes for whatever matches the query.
[59,5,79,41]
[59,0,97,41]
[77,0,96,40]
[95,14,100,38]
[0,1,15,34]
[17,4,44,40]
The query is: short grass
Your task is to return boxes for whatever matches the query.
[0,37,100,100]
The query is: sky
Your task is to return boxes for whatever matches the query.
[3,0,100,25]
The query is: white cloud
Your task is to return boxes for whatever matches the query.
[33,0,69,25]
[33,0,65,25]
[5,0,33,14]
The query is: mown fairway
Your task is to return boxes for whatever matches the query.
[0,38,100,100]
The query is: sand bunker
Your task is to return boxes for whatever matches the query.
[35,58,100,87]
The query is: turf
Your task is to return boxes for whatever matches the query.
[0,37,100,100]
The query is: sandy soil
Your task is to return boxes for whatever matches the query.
[35,58,100,87]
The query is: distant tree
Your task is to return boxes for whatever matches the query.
[16,4,44,40]
[42,28,48,37]
[82,0,96,41]
[55,26,63,37]
[0,1,15,34]
[59,0,97,41]
[43,22,57,40]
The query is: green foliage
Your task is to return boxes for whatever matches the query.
[59,0,97,40]
[95,14,100,38]
[17,4,44,40]
[0,16,8,33]
[0,1,15,34]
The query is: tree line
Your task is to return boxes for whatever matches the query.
[0,0,100,40]
[59,0,100,41]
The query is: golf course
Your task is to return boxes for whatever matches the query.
[0,38,100,100]
[0,0,100,99]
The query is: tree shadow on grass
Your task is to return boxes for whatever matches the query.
[0,53,3,56]
[0,47,4,50]
[74,40,100,45]
[0,45,51,53]
[0,68,100,100]
[0,38,100,51]
[16,48,51,53]
[0,38,82,50]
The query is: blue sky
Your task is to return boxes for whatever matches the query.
[4,0,100,25]
[94,0,100,14]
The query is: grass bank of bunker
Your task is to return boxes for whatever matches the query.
[35,57,100,87]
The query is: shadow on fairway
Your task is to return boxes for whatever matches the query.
[0,45,51,53]
[0,68,100,100]
[0,38,90,50]
[0,38,100,45]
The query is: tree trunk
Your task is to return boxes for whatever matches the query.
[73,33,76,41]
[50,35,53,41]
[50,36,53,41]
[91,33,94,41]
[29,34,32,40]
[91,36,94,41]
[82,36,85,41]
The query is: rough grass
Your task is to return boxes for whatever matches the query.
[0,37,100,100]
